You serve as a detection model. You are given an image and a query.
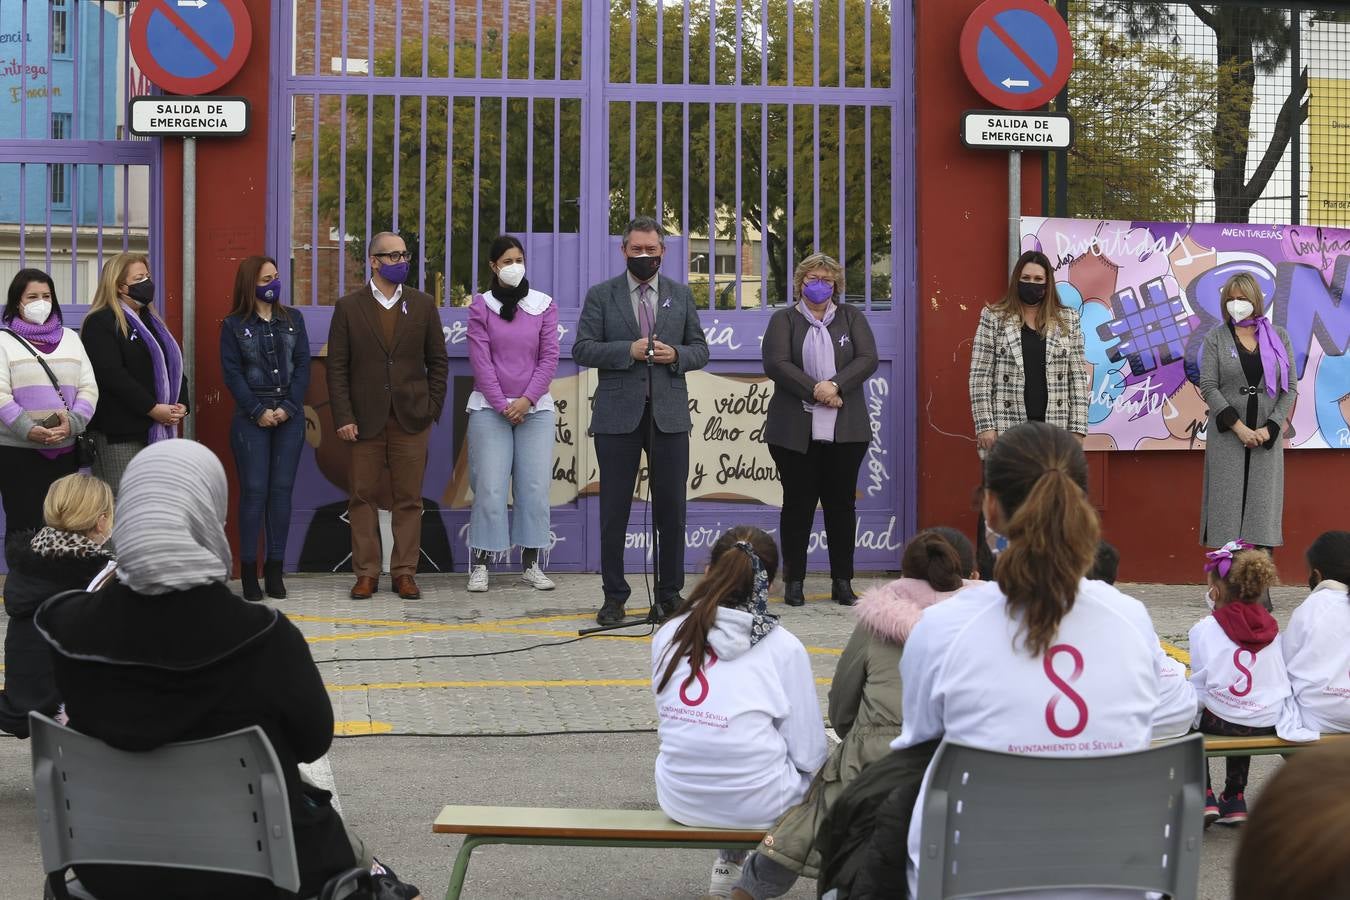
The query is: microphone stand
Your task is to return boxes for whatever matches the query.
[579,321,664,636]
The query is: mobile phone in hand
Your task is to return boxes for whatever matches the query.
[38,412,61,428]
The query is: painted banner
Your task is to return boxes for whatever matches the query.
[1022,217,1350,450]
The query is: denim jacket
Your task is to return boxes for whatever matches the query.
[220,307,311,421]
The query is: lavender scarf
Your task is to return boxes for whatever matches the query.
[797,300,838,442]
[6,312,63,353]
[1236,318,1291,398]
[122,304,184,443]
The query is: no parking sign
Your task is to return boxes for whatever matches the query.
[959,0,1073,111]
[129,0,252,96]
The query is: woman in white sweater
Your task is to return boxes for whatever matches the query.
[0,269,98,533]
[651,525,826,900]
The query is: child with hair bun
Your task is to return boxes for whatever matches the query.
[1282,531,1350,735]
[1189,540,1314,827]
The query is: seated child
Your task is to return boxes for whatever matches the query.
[1189,540,1314,827]
[651,526,826,900]
[1282,530,1350,734]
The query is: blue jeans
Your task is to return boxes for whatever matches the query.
[467,406,554,554]
[230,411,305,562]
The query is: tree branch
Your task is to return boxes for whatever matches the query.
[1186,3,1218,32]
[1244,66,1309,205]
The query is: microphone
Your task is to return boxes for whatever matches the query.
[646,330,656,365]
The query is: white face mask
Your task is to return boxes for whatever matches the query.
[496,262,525,288]
[22,299,53,324]
[1204,589,1216,612]
[1227,299,1255,322]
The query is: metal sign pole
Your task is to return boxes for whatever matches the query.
[183,136,197,441]
[1008,148,1021,270]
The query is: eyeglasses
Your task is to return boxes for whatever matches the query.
[803,277,830,285]
[374,251,412,263]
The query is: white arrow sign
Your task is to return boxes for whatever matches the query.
[176,0,207,8]
[1001,77,1030,88]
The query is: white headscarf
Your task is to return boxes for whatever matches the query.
[112,439,232,595]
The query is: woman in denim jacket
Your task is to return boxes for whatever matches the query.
[220,256,311,601]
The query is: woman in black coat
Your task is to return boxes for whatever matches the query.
[35,440,421,900]
[0,473,113,739]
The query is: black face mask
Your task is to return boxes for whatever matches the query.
[1309,571,1322,592]
[626,255,661,282]
[126,279,156,307]
[1017,281,1046,306]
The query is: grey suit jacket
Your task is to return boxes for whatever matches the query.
[573,273,710,435]
[761,303,880,453]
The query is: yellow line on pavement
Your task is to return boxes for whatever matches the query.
[1161,640,1190,666]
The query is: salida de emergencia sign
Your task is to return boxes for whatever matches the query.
[961,110,1073,150]
[129,96,250,136]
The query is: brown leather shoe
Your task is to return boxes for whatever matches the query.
[393,574,421,600]
[350,576,378,599]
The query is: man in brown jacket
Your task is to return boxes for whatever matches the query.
[328,232,449,600]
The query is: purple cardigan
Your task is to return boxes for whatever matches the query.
[467,291,561,412]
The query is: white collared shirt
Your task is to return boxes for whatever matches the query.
[1283,580,1350,733]
[370,279,403,310]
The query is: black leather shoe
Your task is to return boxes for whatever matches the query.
[597,598,626,626]
[240,562,263,602]
[654,595,684,622]
[832,578,858,606]
[784,580,806,607]
[263,559,287,599]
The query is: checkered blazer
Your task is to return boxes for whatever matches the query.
[968,305,1089,437]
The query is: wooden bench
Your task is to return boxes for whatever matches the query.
[1197,731,1350,757]
[432,806,763,900]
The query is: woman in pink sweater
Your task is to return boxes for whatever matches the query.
[465,236,561,593]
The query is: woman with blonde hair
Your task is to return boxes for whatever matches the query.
[0,473,114,738]
[1198,273,1296,555]
[761,253,879,607]
[80,253,188,494]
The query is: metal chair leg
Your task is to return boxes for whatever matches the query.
[443,835,486,900]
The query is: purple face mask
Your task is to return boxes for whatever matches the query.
[802,279,834,305]
[378,261,410,285]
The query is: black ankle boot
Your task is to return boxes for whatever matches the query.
[240,562,263,602]
[263,559,287,600]
[784,580,806,607]
[832,578,857,606]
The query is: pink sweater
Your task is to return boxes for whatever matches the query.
[467,291,560,413]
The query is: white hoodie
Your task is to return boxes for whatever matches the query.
[1282,580,1350,734]
[651,608,827,829]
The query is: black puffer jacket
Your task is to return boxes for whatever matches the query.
[34,580,354,899]
[0,528,112,738]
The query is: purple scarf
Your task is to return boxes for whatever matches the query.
[1236,318,1291,398]
[6,312,63,354]
[797,300,838,442]
[122,305,184,443]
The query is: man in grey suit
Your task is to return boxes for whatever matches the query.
[573,216,710,625]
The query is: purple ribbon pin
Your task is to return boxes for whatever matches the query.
[243,328,252,338]
[402,301,408,315]
[838,334,850,347]
[662,297,671,308]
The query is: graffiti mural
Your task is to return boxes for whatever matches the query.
[1023,217,1350,450]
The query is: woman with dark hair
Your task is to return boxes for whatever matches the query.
[969,251,1089,450]
[465,235,560,593]
[0,269,98,534]
[893,422,1168,898]
[220,255,311,601]
[1283,530,1350,735]
[750,528,977,890]
[651,525,826,899]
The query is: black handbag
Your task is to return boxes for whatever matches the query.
[2,328,99,469]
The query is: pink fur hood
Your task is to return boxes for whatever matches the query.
[853,577,976,644]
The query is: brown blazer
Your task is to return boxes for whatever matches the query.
[327,284,449,438]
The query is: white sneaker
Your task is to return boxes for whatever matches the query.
[707,856,743,897]
[467,565,489,592]
[520,562,555,590]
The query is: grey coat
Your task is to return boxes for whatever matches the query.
[572,273,709,435]
[761,304,880,454]
[1198,322,1298,548]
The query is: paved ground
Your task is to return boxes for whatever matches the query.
[0,573,1310,899]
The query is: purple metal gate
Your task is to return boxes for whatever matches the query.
[268,0,915,574]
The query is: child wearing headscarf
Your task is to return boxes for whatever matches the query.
[35,440,421,900]
[651,526,826,900]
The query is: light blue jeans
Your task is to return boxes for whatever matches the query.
[467,406,555,554]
